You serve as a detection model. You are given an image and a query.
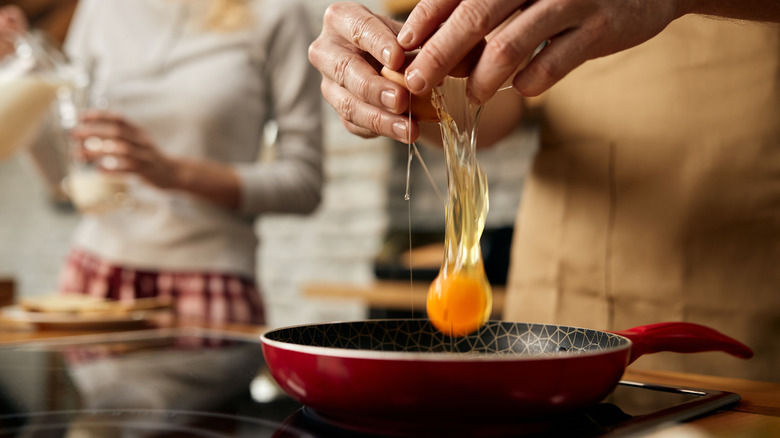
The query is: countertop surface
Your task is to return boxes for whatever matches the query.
[0,315,777,437]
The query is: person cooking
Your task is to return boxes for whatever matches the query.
[1,0,323,325]
[307,0,780,383]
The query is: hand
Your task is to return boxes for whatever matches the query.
[398,0,682,104]
[308,2,422,143]
[0,5,28,34]
[0,5,29,58]
[70,110,181,189]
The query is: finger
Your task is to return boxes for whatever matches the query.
[0,6,28,33]
[73,117,148,148]
[78,137,108,164]
[506,2,601,96]
[322,78,419,144]
[75,133,143,173]
[340,117,380,139]
[97,154,130,172]
[318,2,406,71]
[403,0,525,95]
[377,14,404,36]
[396,0,461,49]
[511,30,589,96]
[311,39,410,115]
[90,137,157,175]
[340,116,420,145]
[80,138,128,162]
[466,5,572,104]
[80,109,125,124]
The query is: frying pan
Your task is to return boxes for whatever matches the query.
[261,320,751,432]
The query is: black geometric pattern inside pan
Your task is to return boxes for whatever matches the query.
[264,320,628,356]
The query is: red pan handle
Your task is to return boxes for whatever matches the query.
[611,322,754,364]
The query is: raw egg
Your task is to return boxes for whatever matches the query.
[427,271,491,337]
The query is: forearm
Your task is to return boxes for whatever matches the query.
[677,0,780,22]
[171,158,241,210]
[233,141,323,216]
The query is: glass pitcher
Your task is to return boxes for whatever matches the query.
[0,29,87,162]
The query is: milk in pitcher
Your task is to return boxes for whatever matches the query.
[0,75,60,161]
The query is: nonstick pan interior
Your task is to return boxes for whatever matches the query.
[262,319,630,357]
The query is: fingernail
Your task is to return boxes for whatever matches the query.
[397,27,413,47]
[392,120,408,139]
[381,90,397,110]
[405,69,426,93]
[381,47,392,65]
[84,137,103,152]
[100,155,120,170]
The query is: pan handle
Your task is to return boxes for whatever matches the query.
[612,322,754,364]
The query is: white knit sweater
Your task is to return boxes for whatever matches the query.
[63,0,323,277]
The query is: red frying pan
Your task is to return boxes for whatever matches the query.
[261,320,751,434]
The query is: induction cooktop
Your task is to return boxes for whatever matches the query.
[0,328,740,437]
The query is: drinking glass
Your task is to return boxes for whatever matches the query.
[60,91,133,215]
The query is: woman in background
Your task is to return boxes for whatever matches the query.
[2,0,323,325]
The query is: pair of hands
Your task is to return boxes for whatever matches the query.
[308,0,683,144]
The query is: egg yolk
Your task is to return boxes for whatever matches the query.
[427,272,490,337]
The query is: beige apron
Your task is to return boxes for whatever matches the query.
[505,16,780,383]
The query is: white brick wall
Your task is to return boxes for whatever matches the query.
[0,155,78,296]
[258,122,391,327]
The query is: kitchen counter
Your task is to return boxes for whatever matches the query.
[303,280,506,318]
[0,316,777,437]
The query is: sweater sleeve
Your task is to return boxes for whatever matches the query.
[233,1,324,216]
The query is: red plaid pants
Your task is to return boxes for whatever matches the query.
[58,248,265,325]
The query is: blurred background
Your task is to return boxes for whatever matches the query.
[0,0,538,328]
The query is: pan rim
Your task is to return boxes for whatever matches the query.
[260,319,633,362]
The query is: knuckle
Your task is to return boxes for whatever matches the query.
[323,2,344,24]
[530,57,559,86]
[455,0,494,36]
[580,10,611,45]
[347,14,374,47]
[466,77,493,102]
[343,119,375,139]
[105,126,122,138]
[307,40,320,65]
[420,43,450,74]
[342,119,358,135]
[351,76,372,102]
[319,80,329,98]
[335,94,357,123]
[590,12,610,32]
[319,80,332,104]
[485,35,525,68]
[410,1,439,25]
[364,111,385,135]
[320,80,342,112]
[332,56,352,87]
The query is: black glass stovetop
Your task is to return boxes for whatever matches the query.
[0,328,740,438]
